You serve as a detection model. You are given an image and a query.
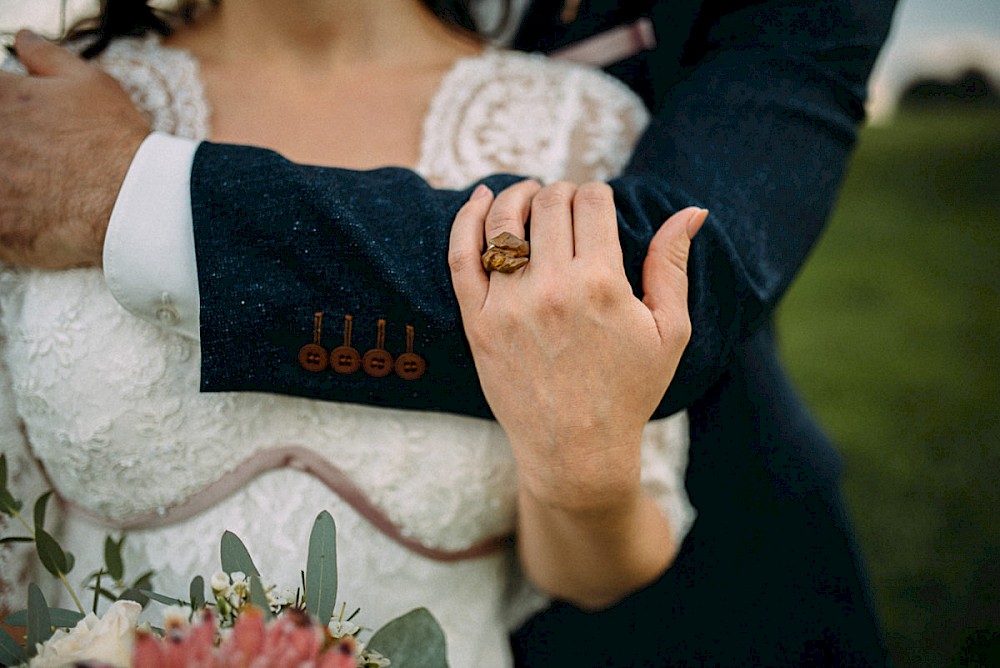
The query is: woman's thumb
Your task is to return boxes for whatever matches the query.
[641,206,708,317]
[14,30,86,77]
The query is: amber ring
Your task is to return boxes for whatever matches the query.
[481,232,530,274]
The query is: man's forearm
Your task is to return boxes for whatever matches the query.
[109,0,895,418]
[613,0,897,412]
[188,0,893,416]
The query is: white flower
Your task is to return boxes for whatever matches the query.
[328,619,360,638]
[162,604,192,628]
[266,586,295,612]
[230,574,249,599]
[210,571,230,593]
[360,649,392,667]
[30,600,141,668]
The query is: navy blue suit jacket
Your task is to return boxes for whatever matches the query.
[190,0,895,664]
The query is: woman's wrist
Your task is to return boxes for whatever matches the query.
[509,428,647,513]
[517,484,676,610]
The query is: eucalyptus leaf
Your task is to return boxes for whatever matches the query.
[249,575,273,620]
[118,588,149,606]
[33,490,52,532]
[304,511,337,624]
[91,569,103,613]
[105,536,124,581]
[6,607,85,629]
[34,527,68,577]
[367,608,449,668]
[0,487,20,515]
[54,608,87,628]
[132,570,155,591]
[26,583,53,657]
[93,586,119,603]
[0,624,26,666]
[0,455,16,516]
[64,549,75,575]
[220,531,260,577]
[0,609,22,626]
[140,590,186,607]
[0,535,33,544]
[190,575,205,610]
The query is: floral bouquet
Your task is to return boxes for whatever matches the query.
[0,455,448,667]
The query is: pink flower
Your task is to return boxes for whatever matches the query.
[131,606,360,668]
[248,609,324,666]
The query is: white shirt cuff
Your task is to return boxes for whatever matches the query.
[103,132,202,341]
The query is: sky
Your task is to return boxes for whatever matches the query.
[868,0,1000,119]
[889,0,1000,37]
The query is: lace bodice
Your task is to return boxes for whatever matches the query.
[0,37,692,667]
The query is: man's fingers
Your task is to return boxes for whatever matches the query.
[484,179,541,246]
[449,184,495,319]
[14,30,89,77]
[642,207,708,343]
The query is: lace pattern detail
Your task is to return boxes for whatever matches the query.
[417,49,649,186]
[0,37,690,666]
[97,37,210,140]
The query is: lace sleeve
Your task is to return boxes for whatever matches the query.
[558,65,650,184]
[418,51,650,188]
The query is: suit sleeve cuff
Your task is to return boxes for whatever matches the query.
[103,132,202,341]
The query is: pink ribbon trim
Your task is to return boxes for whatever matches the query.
[67,445,510,563]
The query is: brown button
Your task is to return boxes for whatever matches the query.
[395,352,426,380]
[330,314,361,374]
[363,318,394,377]
[362,349,394,377]
[330,345,361,374]
[298,343,328,372]
[395,324,426,380]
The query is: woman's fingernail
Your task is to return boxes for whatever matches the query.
[471,184,492,201]
[687,208,709,237]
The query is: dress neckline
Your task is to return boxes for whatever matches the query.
[126,34,500,176]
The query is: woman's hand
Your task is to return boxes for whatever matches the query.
[449,180,705,510]
[449,180,706,608]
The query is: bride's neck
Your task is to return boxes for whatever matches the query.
[171,0,480,69]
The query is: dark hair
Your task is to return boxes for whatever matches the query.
[69,0,512,59]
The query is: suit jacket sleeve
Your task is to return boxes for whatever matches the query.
[191,0,895,419]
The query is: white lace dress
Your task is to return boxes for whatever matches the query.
[0,37,694,667]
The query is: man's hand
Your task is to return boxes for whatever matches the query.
[0,31,150,268]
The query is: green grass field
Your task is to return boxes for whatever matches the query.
[776,107,1000,667]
